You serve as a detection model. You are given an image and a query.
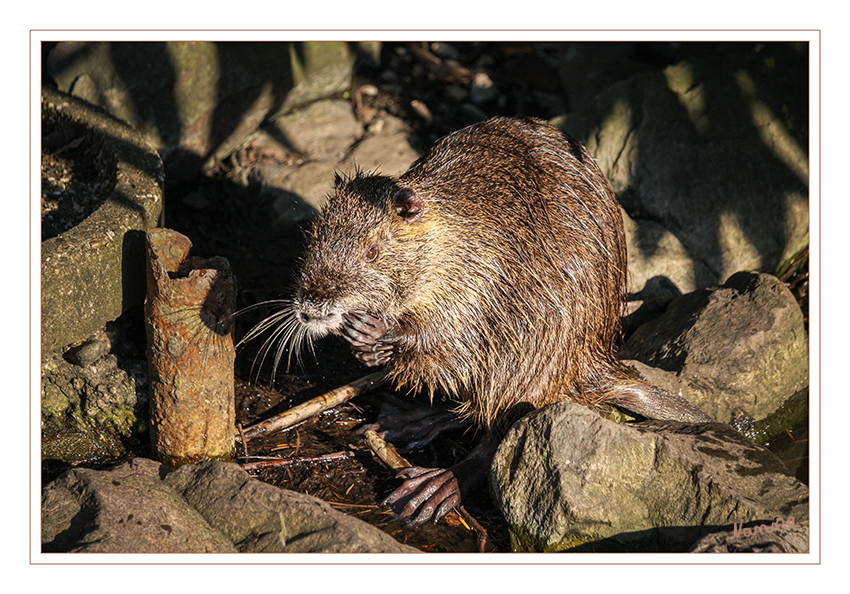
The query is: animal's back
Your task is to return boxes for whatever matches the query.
[392,117,629,427]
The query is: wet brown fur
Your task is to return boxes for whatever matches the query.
[292,117,706,429]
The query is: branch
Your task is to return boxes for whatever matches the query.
[239,370,389,441]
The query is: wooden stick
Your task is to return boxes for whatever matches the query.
[363,429,489,552]
[237,423,248,457]
[239,370,389,441]
[238,450,358,471]
[456,507,488,553]
[363,428,410,470]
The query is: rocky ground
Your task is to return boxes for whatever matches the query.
[40,41,810,554]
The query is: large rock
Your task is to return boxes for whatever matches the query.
[237,98,366,219]
[42,458,419,553]
[45,41,355,181]
[237,109,420,223]
[623,271,808,424]
[41,87,164,355]
[271,98,363,162]
[559,43,809,299]
[339,113,422,178]
[621,208,716,300]
[491,402,809,553]
[42,458,235,553]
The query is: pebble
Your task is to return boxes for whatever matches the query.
[67,335,111,366]
[470,71,499,104]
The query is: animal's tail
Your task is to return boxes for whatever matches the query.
[587,365,713,423]
[606,379,713,423]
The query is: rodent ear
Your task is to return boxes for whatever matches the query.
[392,187,424,223]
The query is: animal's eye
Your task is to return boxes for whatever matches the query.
[364,245,379,262]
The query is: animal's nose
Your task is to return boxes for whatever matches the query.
[301,270,340,302]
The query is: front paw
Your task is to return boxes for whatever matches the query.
[341,312,394,366]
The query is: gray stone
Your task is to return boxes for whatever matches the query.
[271,98,363,161]
[623,271,808,423]
[267,160,339,220]
[45,41,354,181]
[165,461,419,553]
[41,458,420,554]
[41,87,163,355]
[339,114,420,178]
[559,44,809,299]
[65,332,111,367]
[242,112,420,223]
[469,71,499,105]
[491,402,809,553]
[42,458,236,553]
[622,208,715,299]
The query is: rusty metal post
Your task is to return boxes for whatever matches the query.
[144,228,236,468]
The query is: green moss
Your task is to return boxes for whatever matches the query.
[41,352,145,464]
[42,422,126,464]
[508,523,601,553]
[734,387,809,445]
[41,383,70,418]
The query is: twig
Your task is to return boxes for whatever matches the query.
[238,450,359,471]
[363,428,410,470]
[363,429,489,552]
[408,44,472,84]
[237,423,248,457]
[238,370,389,441]
[456,507,488,553]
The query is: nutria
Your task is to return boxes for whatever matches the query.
[264,116,711,524]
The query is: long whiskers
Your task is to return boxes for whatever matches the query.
[236,299,318,385]
[230,299,288,331]
[235,299,291,348]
